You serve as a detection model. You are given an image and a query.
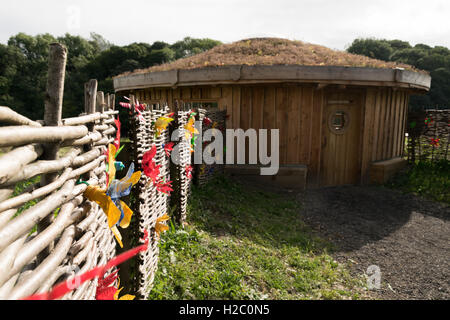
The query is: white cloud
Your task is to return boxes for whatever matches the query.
[0,0,449,49]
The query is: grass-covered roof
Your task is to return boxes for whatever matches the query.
[117,38,423,77]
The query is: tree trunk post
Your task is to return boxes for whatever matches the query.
[37,43,67,262]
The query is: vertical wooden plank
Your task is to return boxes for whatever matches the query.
[240,86,252,130]
[400,91,407,157]
[201,87,211,99]
[252,87,264,130]
[286,86,300,164]
[335,92,347,184]
[371,90,381,161]
[347,93,363,185]
[220,86,233,128]
[325,104,337,186]
[382,88,393,159]
[172,88,181,105]
[192,87,201,100]
[275,87,288,164]
[263,86,276,163]
[308,88,323,186]
[392,91,401,157]
[239,87,252,162]
[387,89,397,159]
[361,89,376,184]
[232,86,241,129]
[160,89,167,104]
[376,89,387,160]
[400,93,410,157]
[211,87,222,99]
[181,87,191,101]
[299,87,313,163]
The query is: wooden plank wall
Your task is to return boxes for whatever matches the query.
[134,84,323,178]
[360,87,409,184]
[134,85,410,186]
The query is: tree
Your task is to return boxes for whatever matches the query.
[0,33,222,122]
[171,37,222,59]
[347,38,393,61]
[347,38,450,109]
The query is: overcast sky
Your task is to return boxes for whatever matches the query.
[1,0,450,50]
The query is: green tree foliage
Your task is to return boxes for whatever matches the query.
[171,37,222,59]
[347,38,450,109]
[0,33,221,124]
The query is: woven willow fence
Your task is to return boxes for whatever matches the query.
[406,109,450,162]
[128,101,171,299]
[0,44,117,299]
[0,43,226,300]
[195,108,227,186]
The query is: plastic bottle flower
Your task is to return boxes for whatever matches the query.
[163,142,174,157]
[203,117,212,126]
[184,115,199,141]
[185,165,193,179]
[96,270,135,300]
[106,144,117,188]
[95,270,119,300]
[84,162,141,248]
[119,97,146,122]
[142,145,161,186]
[430,138,440,147]
[155,214,170,237]
[154,114,174,137]
[155,180,173,195]
[107,163,141,247]
[113,117,121,151]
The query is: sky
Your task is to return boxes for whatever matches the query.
[1,0,450,50]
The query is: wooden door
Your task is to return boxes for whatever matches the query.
[320,92,362,186]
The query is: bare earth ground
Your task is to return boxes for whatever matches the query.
[295,186,450,300]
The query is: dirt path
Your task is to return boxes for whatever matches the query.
[296,186,450,300]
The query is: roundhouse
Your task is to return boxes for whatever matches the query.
[113,38,431,188]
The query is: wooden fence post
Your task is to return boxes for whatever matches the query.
[37,43,67,262]
[82,80,97,182]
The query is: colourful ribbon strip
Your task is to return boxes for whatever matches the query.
[22,230,149,300]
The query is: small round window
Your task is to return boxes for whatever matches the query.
[328,111,349,134]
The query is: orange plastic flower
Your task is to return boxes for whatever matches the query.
[155,214,170,237]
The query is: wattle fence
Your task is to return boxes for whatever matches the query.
[406,109,450,162]
[0,43,222,300]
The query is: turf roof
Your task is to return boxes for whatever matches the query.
[117,38,424,78]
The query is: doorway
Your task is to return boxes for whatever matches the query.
[320,91,362,186]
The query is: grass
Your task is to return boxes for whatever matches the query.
[149,176,367,300]
[386,160,450,204]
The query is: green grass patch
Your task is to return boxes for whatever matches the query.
[386,160,450,204]
[149,176,366,300]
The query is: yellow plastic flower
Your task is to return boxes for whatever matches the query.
[184,116,199,140]
[155,214,170,237]
[107,144,117,188]
[114,278,135,300]
[154,116,174,137]
[84,186,121,229]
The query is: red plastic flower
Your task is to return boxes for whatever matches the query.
[430,138,440,147]
[113,117,121,151]
[164,142,174,157]
[186,165,193,179]
[119,97,146,122]
[95,270,119,300]
[203,117,212,126]
[142,145,161,185]
[156,180,173,195]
